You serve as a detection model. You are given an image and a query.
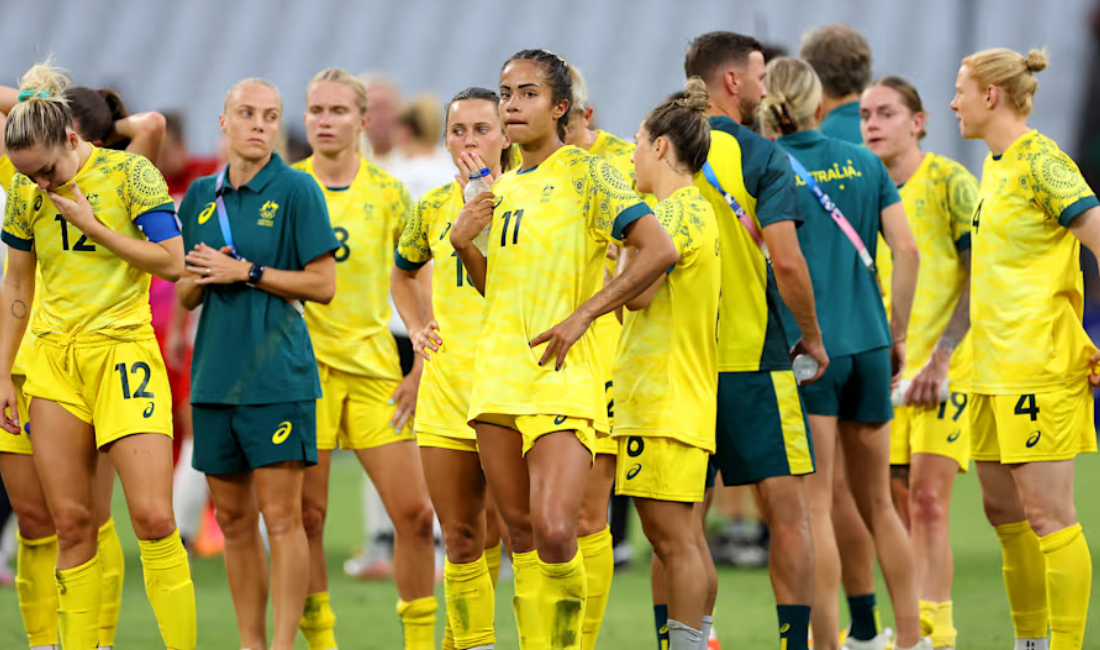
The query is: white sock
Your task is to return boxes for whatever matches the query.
[668,619,704,650]
[172,437,208,540]
[32,646,59,650]
[1015,640,1049,650]
[700,615,714,650]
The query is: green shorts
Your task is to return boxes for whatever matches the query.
[192,401,318,475]
[800,347,893,422]
[715,370,815,486]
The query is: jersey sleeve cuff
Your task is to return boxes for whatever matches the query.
[2,231,33,251]
[135,210,182,243]
[612,202,654,241]
[1058,195,1100,228]
[954,232,971,252]
[134,201,178,221]
[395,250,427,271]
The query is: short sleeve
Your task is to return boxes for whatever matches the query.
[584,157,652,242]
[754,148,802,228]
[1029,149,1100,228]
[396,194,433,270]
[123,155,175,220]
[290,179,340,267]
[943,162,978,250]
[2,175,35,251]
[654,196,701,263]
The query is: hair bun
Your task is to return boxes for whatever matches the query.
[1026,48,1048,73]
[678,76,710,113]
[17,59,70,102]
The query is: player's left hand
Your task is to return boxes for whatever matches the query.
[1089,349,1100,387]
[907,349,950,406]
[890,339,906,385]
[47,182,99,234]
[389,365,422,430]
[530,310,594,371]
[187,243,249,285]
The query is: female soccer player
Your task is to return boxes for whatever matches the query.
[293,68,437,650]
[393,86,514,650]
[0,62,194,650]
[615,77,720,650]
[760,57,925,650]
[450,49,678,650]
[177,78,338,650]
[952,48,1097,650]
[861,76,978,650]
[0,81,168,650]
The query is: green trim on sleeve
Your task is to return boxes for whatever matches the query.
[954,232,971,252]
[612,203,654,241]
[134,201,178,221]
[1,231,32,251]
[1058,195,1100,228]
[394,250,427,271]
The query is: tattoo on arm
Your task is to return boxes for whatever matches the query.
[11,301,27,320]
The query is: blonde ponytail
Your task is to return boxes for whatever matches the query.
[962,47,1047,116]
[4,59,74,152]
[760,57,822,136]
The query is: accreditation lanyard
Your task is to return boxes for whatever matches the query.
[214,173,242,261]
[701,161,770,261]
[785,153,876,273]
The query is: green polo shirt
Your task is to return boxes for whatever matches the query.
[179,153,339,406]
[775,130,899,357]
[819,101,863,145]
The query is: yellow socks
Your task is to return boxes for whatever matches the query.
[578,526,613,650]
[994,521,1049,639]
[512,550,545,650]
[300,591,338,650]
[539,550,587,650]
[444,555,496,648]
[97,517,125,648]
[486,543,503,587]
[139,530,196,650]
[1039,524,1091,650]
[919,600,957,648]
[16,532,59,648]
[396,595,438,650]
[57,554,103,650]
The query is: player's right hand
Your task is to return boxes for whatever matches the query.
[0,378,20,435]
[451,191,494,249]
[790,336,829,385]
[412,320,444,360]
[454,151,499,193]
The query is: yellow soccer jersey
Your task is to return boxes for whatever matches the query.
[614,186,720,451]
[0,156,36,376]
[970,130,1099,393]
[296,156,411,380]
[900,153,978,386]
[395,181,484,437]
[2,146,173,338]
[468,146,652,433]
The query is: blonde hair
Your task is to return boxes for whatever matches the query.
[398,94,443,146]
[760,57,823,136]
[567,62,590,119]
[4,59,74,152]
[961,47,1048,116]
[308,68,368,115]
[222,77,282,114]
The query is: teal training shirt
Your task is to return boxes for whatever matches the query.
[819,101,863,145]
[179,153,340,405]
[775,130,899,356]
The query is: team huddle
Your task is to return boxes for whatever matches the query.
[0,22,1095,650]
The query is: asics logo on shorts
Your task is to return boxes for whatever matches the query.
[947,429,961,443]
[626,464,642,480]
[780,623,790,634]
[1026,430,1042,448]
[143,402,155,418]
[554,415,567,425]
[273,421,293,445]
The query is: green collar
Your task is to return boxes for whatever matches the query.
[778,130,827,147]
[219,153,286,195]
[825,101,860,121]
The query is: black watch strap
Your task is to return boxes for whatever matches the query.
[247,264,265,287]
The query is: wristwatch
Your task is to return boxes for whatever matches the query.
[246,264,265,287]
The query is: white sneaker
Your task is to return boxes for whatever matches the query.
[842,629,895,650]
[893,638,933,650]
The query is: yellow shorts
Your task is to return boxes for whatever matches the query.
[316,364,414,451]
[595,379,617,456]
[971,382,1098,464]
[890,392,971,471]
[614,435,709,503]
[23,337,173,448]
[474,413,596,458]
[0,375,33,455]
[417,431,478,453]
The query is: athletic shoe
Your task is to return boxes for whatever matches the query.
[893,638,932,650]
[842,629,895,650]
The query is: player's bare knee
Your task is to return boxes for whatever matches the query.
[910,484,947,526]
[1022,503,1076,538]
[259,500,303,538]
[443,521,482,563]
[14,505,55,540]
[301,500,327,540]
[129,510,177,541]
[395,499,435,541]
[213,503,259,540]
[532,514,576,556]
[52,503,96,549]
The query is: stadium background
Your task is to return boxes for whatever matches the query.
[0,0,1099,647]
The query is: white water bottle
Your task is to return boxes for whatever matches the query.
[792,354,819,385]
[464,167,492,255]
[891,379,952,406]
